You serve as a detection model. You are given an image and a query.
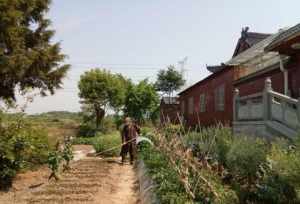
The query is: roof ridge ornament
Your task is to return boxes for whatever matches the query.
[241,26,250,39]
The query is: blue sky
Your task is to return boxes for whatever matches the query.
[24,0,300,113]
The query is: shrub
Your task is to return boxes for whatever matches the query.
[100,116,117,133]
[160,126,300,203]
[184,126,234,166]
[140,145,190,203]
[268,140,300,187]
[226,136,267,181]
[91,132,121,157]
[78,123,97,137]
[140,127,238,204]
[72,136,96,145]
[163,124,182,139]
[0,115,50,189]
[258,137,300,203]
[113,115,123,130]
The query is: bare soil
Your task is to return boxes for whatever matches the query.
[0,145,139,204]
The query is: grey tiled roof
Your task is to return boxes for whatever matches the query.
[265,23,300,51]
[206,65,225,73]
[232,32,271,57]
[226,32,282,66]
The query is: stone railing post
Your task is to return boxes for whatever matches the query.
[263,78,272,121]
[233,88,240,121]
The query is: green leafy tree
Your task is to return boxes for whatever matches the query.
[155,65,185,97]
[78,69,126,128]
[0,0,70,102]
[124,79,159,123]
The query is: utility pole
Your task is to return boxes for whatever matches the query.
[178,56,188,89]
[178,56,188,81]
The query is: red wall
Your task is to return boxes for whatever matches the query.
[235,54,300,98]
[235,69,284,97]
[288,55,300,98]
[179,68,234,127]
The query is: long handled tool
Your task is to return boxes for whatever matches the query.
[95,137,137,156]
[94,136,153,156]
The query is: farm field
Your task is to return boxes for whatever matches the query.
[0,145,139,204]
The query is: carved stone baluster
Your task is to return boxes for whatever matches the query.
[233,89,240,121]
[263,78,272,121]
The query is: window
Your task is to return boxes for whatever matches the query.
[199,94,206,113]
[188,97,194,115]
[215,84,225,111]
[181,101,185,115]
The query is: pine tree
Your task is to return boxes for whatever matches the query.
[0,0,70,101]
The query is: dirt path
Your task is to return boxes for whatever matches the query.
[0,146,139,204]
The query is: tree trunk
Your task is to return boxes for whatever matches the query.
[94,105,105,129]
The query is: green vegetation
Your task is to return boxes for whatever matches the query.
[47,137,74,180]
[47,147,62,181]
[25,112,80,148]
[155,65,185,97]
[139,144,190,203]
[0,111,80,189]
[73,131,121,157]
[0,113,50,189]
[0,0,69,102]
[124,79,159,124]
[78,69,128,128]
[92,132,121,156]
[140,126,300,203]
[139,128,238,203]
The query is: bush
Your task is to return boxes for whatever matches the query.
[184,126,234,166]
[92,132,121,157]
[257,137,300,203]
[226,136,267,181]
[140,127,238,204]
[78,123,97,137]
[269,137,300,188]
[100,116,116,134]
[163,124,182,139]
[0,115,50,189]
[140,145,190,203]
[162,126,300,203]
[72,136,96,145]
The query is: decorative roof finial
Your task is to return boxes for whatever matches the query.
[241,27,250,39]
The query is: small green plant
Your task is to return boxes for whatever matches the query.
[47,142,62,181]
[62,137,74,171]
